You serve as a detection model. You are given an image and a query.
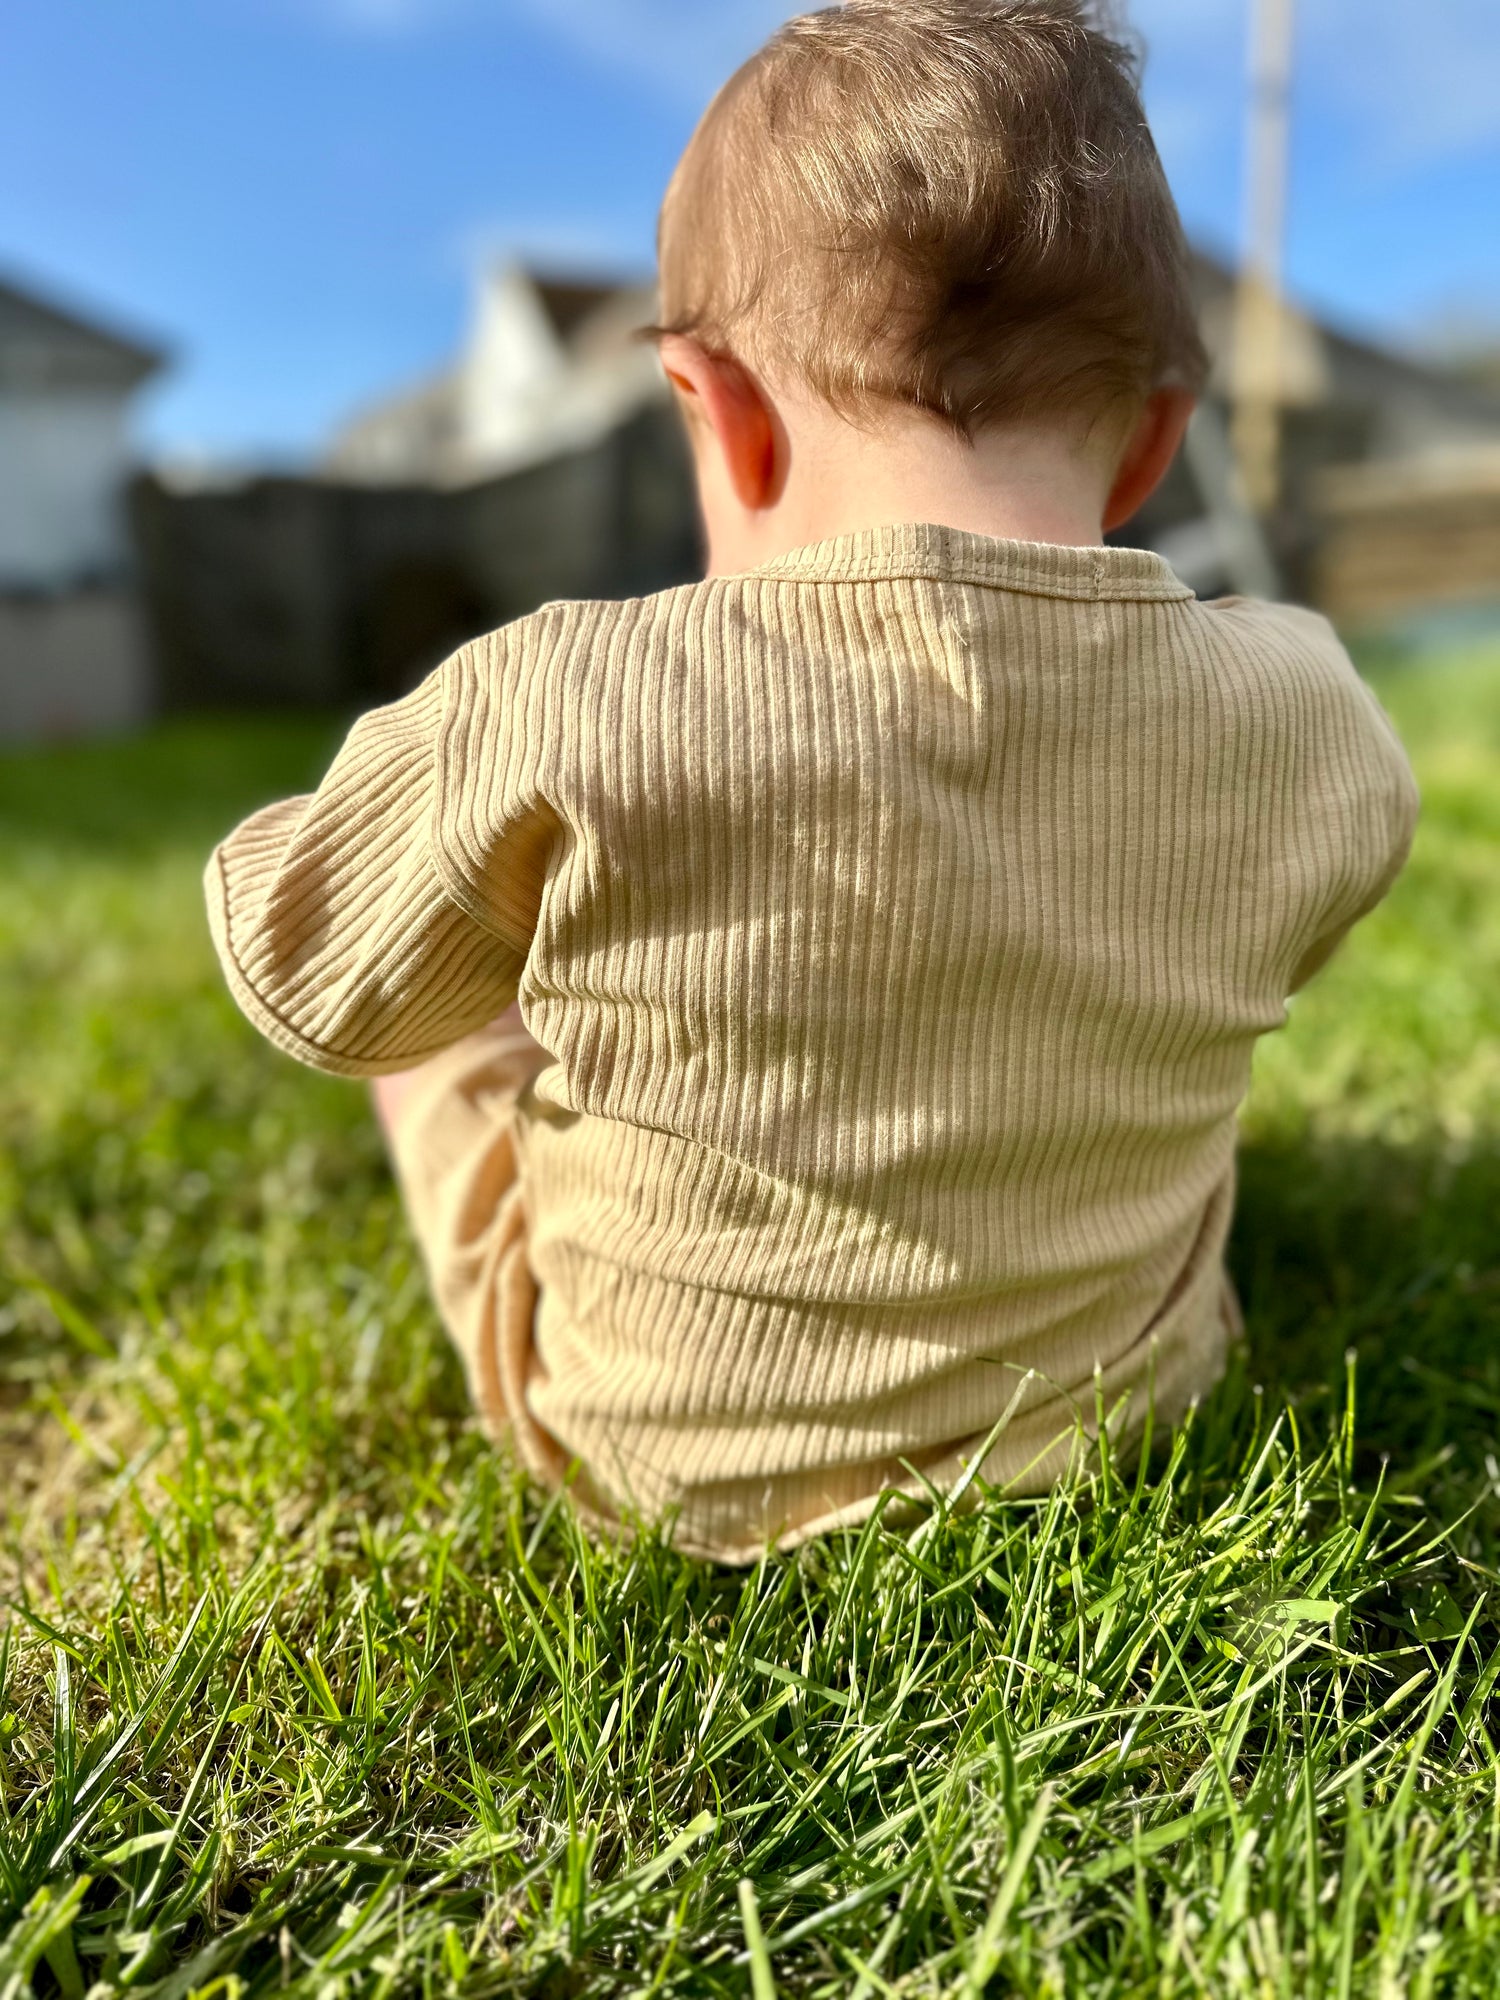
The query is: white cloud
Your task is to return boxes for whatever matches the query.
[1130,0,1500,172]
[504,0,789,105]
[308,0,1500,165]
[309,0,791,101]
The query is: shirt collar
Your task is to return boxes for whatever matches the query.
[747,520,1194,603]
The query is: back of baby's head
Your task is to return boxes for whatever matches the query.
[657,0,1206,435]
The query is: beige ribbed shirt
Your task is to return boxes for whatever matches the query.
[207,524,1417,1559]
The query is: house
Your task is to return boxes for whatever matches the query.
[1312,448,1500,633]
[129,252,1500,721]
[133,264,695,710]
[1127,252,1500,613]
[325,263,665,485]
[0,272,166,743]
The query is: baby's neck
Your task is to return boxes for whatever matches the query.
[704,398,1119,576]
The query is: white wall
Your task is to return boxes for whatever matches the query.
[0,589,151,742]
[0,387,134,587]
[457,266,662,476]
[459,265,569,466]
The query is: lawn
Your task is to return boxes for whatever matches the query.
[2,646,1500,1998]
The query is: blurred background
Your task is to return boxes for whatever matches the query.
[2,0,1499,740]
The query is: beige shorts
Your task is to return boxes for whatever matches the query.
[386,1017,600,1504]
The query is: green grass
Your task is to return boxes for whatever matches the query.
[3,650,1500,1997]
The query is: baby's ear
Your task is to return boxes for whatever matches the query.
[659,337,781,512]
[1103,388,1196,533]
[657,333,709,408]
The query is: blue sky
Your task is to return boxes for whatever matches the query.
[6,0,1499,460]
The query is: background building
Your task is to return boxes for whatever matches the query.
[325,264,662,486]
[1124,253,1500,618]
[7,253,1500,741]
[0,274,165,743]
[133,254,1500,721]
[130,265,695,715]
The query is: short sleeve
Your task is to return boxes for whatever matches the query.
[205,650,539,1076]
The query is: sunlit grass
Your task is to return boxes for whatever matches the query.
[3,650,1499,1996]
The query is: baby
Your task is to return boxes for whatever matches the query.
[207,0,1417,1561]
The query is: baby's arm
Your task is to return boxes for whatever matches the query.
[205,652,537,1077]
[1285,667,1419,996]
[1287,839,1410,993]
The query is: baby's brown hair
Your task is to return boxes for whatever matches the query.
[655,0,1207,437]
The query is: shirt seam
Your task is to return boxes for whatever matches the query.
[739,561,1194,603]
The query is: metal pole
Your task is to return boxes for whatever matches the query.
[1231,0,1296,519]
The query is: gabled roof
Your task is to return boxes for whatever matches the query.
[1188,248,1500,424]
[533,276,630,345]
[0,272,167,392]
[325,262,661,484]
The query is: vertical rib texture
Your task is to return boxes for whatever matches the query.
[206,522,1419,1560]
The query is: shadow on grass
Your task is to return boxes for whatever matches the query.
[1232,1126,1500,1510]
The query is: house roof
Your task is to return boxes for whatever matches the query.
[0,272,167,392]
[325,263,661,484]
[533,276,631,345]
[1189,249,1500,425]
